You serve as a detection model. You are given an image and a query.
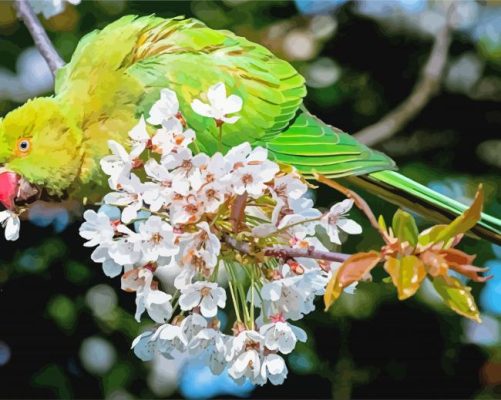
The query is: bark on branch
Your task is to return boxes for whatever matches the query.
[13,0,65,76]
[224,234,350,264]
[353,6,455,146]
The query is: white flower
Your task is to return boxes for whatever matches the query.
[147,88,180,126]
[142,159,190,212]
[198,181,227,213]
[226,147,279,197]
[128,116,150,155]
[100,140,143,190]
[231,163,279,198]
[272,173,308,200]
[0,210,20,241]
[224,142,252,167]
[142,289,173,323]
[29,0,80,19]
[180,313,208,342]
[137,216,179,262]
[227,330,264,383]
[131,268,173,323]
[259,318,307,354]
[179,281,226,318]
[152,118,195,155]
[184,221,221,267]
[191,82,242,124]
[90,245,123,278]
[162,148,209,189]
[260,271,317,321]
[131,330,157,361]
[171,246,217,290]
[169,194,204,225]
[189,328,228,375]
[107,234,142,266]
[103,174,145,223]
[151,323,187,358]
[276,197,322,239]
[321,199,362,245]
[79,210,116,247]
[259,353,288,386]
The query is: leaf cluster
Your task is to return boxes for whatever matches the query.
[324,186,490,322]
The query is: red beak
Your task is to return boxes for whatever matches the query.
[0,171,19,210]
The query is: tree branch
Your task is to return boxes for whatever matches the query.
[13,0,65,76]
[223,234,350,263]
[264,246,349,263]
[353,5,455,146]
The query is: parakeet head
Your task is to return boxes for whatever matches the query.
[0,97,83,209]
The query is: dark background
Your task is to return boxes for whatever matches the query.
[0,1,500,398]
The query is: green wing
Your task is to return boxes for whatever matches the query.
[56,15,307,154]
[259,109,396,177]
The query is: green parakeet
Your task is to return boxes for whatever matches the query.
[0,15,499,243]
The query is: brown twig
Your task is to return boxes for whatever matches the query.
[13,0,65,76]
[223,234,350,263]
[264,246,349,263]
[353,4,455,146]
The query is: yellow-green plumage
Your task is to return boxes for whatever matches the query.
[0,15,499,243]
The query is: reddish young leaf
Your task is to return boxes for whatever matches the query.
[324,251,381,310]
[420,250,449,277]
[440,248,475,266]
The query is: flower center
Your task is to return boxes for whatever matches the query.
[242,174,253,185]
[151,232,163,244]
[328,214,339,225]
[181,159,192,170]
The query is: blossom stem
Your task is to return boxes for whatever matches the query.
[170,290,180,318]
[253,280,265,313]
[218,124,223,152]
[13,0,65,76]
[263,216,322,238]
[225,262,242,322]
[250,275,255,330]
[236,277,251,326]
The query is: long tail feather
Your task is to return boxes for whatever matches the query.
[348,170,501,245]
[263,109,501,245]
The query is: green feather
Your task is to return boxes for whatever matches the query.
[259,110,396,177]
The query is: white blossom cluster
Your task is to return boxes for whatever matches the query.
[79,83,362,386]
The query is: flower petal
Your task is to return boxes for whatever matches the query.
[224,94,243,114]
[191,99,213,118]
[207,82,227,106]
[337,218,362,235]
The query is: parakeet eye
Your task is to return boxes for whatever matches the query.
[16,138,31,156]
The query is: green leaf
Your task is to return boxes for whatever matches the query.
[384,255,426,300]
[434,185,484,245]
[418,225,448,246]
[392,210,419,246]
[378,215,387,233]
[432,276,481,322]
